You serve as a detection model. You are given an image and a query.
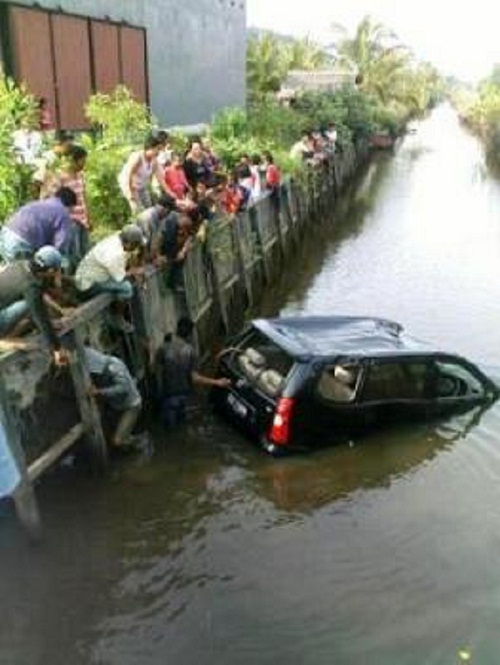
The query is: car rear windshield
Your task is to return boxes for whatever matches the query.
[233,328,294,397]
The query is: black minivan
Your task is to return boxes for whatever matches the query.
[212,315,499,454]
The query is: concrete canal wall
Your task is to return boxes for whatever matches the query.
[0,140,369,535]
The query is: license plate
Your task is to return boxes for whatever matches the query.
[227,392,248,418]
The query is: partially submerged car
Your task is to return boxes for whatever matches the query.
[212,315,499,454]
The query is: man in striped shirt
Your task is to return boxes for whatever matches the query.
[49,145,91,269]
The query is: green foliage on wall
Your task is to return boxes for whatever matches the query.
[0,72,37,220]
[83,86,155,234]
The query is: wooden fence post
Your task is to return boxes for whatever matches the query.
[68,328,108,470]
[0,375,41,540]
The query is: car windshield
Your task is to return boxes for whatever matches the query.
[434,360,485,398]
[235,328,294,397]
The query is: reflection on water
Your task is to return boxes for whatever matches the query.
[4,105,500,664]
[254,403,492,515]
[258,154,394,318]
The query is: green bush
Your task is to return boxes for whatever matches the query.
[81,138,132,237]
[83,86,155,234]
[247,99,303,147]
[85,85,152,146]
[0,72,37,220]
[210,107,249,141]
[211,104,291,170]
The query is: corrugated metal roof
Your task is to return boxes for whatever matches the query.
[282,69,356,92]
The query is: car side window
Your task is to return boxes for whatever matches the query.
[316,364,361,404]
[361,362,428,401]
[433,360,485,399]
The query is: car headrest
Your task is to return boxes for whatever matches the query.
[238,348,266,380]
[242,348,265,367]
[334,365,355,385]
[257,369,284,396]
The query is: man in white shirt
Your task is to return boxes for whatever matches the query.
[325,122,338,152]
[12,124,43,165]
[289,131,316,162]
[74,224,145,300]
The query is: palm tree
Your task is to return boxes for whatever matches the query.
[246,33,288,100]
[246,32,331,101]
[284,37,330,71]
[330,15,410,98]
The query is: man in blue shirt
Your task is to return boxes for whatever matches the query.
[0,187,76,263]
[84,346,145,450]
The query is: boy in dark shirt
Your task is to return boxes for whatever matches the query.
[155,317,229,426]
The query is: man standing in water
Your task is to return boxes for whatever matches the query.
[156,317,230,427]
[84,346,146,451]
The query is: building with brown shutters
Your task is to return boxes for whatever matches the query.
[0,0,246,130]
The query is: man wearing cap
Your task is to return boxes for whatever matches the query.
[135,193,177,263]
[0,186,76,263]
[74,223,146,300]
[0,246,67,366]
[84,346,145,451]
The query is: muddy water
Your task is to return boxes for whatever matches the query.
[3,106,500,664]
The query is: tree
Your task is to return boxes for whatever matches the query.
[82,86,154,233]
[486,64,500,88]
[246,32,330,102]
[284,37,330,71]
[330,15,410,101]
[246,33,288,101]
[0,72,37,219]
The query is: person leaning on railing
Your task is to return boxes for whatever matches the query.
[0,246,68,366]
[73,224,147,302]
[0,187,76,265]
[135,193,178,264]
[159,210,199,290]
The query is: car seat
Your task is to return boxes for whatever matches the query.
[238,347,266,381]
[256,369,284,397]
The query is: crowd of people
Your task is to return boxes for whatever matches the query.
[0,116,340,456]
[289,123,338,165]
[0,124,287,452]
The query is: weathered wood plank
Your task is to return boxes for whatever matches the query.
[68,328,108,469]
[27,423,84,481]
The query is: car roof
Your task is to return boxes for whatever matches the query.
[253,315,434,360]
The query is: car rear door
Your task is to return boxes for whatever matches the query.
[290,359,368,445]
[216,327,296,440]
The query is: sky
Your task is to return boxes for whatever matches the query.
[246,0,500,82]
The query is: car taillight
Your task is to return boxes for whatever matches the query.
[268,398,295,446]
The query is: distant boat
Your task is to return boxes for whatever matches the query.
[370,133,394,149]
